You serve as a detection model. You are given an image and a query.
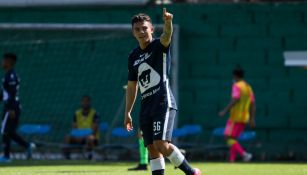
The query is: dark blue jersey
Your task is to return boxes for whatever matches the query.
[2,69,20,111]
[128,39,177,117]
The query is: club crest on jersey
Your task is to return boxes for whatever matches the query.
[133,52,152,66]
[138,62,160,93]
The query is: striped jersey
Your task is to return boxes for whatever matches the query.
[128,39,177,117]
[229,80,255,123]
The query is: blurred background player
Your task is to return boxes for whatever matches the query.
[128,129,149,171]
[124,8,201,175]
[219,67,256,162]
[0,53,35,163]
[63,95,99,160]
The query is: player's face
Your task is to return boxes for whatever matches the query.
[132,21,154,45]
[233,75,241,82]
[2,58,10,70]
[81,98,91,110]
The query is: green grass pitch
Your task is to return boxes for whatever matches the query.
[0,160,306,175]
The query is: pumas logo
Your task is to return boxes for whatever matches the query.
[138,63,160,93]
[139,69,151,88]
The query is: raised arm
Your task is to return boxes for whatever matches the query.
[124,81,138,131]
[160,8,173,48]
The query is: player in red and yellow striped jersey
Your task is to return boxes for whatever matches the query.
[219,67,256,162]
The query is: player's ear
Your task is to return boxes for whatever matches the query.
[150,24,154,34]
[131,26,137,38]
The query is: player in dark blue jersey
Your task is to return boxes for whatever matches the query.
[0,53,35,163]
[124,9,201,175]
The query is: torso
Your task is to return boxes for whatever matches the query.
[128,39,177,118]
[2,69,20,111]
[230,81,253,123]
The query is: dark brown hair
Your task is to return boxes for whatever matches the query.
[3,52,17,62]
[233,66,244,78]
[131,13,152,27]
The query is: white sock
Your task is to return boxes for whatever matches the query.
[167,145,185,167]
[150,157,165,171]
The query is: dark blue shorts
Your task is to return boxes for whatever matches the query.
[140,108,176,147]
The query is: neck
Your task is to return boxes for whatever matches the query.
[82,108,90,113]
[139,38,153,50]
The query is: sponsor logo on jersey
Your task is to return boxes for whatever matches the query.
[133,52,152,66]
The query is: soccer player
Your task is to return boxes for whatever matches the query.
[63,95,99,160]
[124,8,201,175]
[128,129,148,171]
[219,67,256,162]
[0,53,35,163]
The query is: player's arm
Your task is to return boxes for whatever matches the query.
[6,75,18,118]
[72,114,77,129]
[249,92,256,128]
[92,113,99,134]
[0,88,3,102]
[124,81,138,131]
[160,8,173,48]
[219,84,240,117]
[219,98,239,117]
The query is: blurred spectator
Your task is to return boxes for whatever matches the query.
[63,95,99,160]
[218,67,256,162]
[0,53,35,163]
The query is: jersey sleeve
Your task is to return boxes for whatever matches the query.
[127,54,138,81]
[232,84,241,100]
[157,39,171,52]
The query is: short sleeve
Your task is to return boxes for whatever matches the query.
[157,39,170,52]
[128,55,138,81]
[232,84,241,100]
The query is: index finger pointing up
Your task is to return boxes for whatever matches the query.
[163,8,166,14]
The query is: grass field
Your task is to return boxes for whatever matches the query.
[0,160,307,175]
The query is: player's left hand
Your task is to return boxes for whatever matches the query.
[163,8,173,22]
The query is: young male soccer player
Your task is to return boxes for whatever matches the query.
[219,67,256,162]
[124,8,201,175]
[0,53,35,162]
